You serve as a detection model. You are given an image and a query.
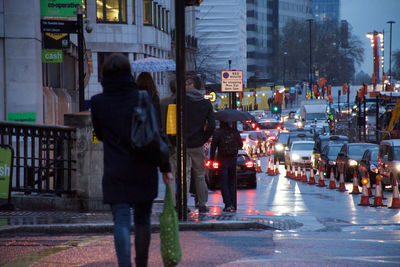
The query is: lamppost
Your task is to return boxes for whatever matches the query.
[307,19,313,95]
[283,51,287,87]
[387,21,396,84]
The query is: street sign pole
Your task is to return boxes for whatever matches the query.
[76,6,85,112]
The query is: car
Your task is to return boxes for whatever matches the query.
[205,150,257,190]
[240,132,257,154]
[358,147,379,185]
[287,140,315,168]
[313,135,349,170]
[318,143,342,176]
[377,139,400,188]
[335,142,379,182]
[274,131,290,163]
[257,119,280,130]
[246,130,268,153]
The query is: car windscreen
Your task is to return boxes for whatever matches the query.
[393,146,400,160]
[259,122,278,129]
[348,145,376,156]
[291,143,314,151]
[237,154,250,164]
[320,139,348,150]
[277,133,290,144]
[306,113,326,120]
[370,150,378,161]
[327,146,341,156]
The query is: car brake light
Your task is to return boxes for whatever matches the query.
[256,127,260,130]
[251,123,256,128]
[245,161,254,168]
[276,125,281,130]
[205,160,212,167]
[268,136,276,141]
[255,139,259,144]
[212,161,219,169]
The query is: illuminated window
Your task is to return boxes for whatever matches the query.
[132,0,135,24]
[96,0,127,23]
[157,5,161,29]
[143,0,152,25]
[82,0,87,18]
[161,8,165,31]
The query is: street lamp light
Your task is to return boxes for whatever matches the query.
[387,21,396,84]
[307,19,313,95]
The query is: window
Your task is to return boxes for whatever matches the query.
[157,5,161,29]
[165,10,169,32]
[97,0,127,23]
[82,0,87,18]
[153,2,157,27]
[143,0,152,25]
[132,0,135,24]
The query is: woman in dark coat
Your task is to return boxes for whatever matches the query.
[91,53,172,267]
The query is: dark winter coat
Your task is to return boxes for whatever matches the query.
[185,89,216,148]
[210,125,243,161]
[91,72,171,204]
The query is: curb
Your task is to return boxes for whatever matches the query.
[0,221,273,235]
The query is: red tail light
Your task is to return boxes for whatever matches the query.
[212,161,219,169]
[205,160,212,167]
[255,139,259,144]
[251,123,256,128]
[276,125,281,130]
[268,136,276,141]
[245,161,254,168]
[256,127,260,130]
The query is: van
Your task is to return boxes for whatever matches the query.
[378,139,400,188]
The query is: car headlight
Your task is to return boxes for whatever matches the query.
[292,154,300,161]
[396,163,400,172]
[329,160,336,165]
[349,159,358,166]
[275,144,284,151]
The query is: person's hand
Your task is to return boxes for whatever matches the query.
[162,172,173,185]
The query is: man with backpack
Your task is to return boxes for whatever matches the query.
[210,121,243,212]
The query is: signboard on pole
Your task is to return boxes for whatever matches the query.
[42,49,63,63]
[0,146,13,209]
[221,70,243,92]
[40,0,81,17]
[41,19,78,33]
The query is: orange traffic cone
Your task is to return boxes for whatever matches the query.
[308,165,316,184]
[262,143,266,156]
[349,170,360,194]
[366,173,372,196]
[296,164,301,180]
[291,163,296,179]
[266,157,270,174]
[317,166,326,187]
[359,177,371,206]
[327,168,336,189]
[286,164,291,178]
[371,178,386,207]
[337,170,346,191]
[301,164,308,182]
[275,159,280,175]
[256,156,262,173]
[389,178,400,209]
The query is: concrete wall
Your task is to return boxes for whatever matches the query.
[0,0,43,123]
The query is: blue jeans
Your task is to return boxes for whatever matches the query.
[220,157,237,208]
[111,202,153,267]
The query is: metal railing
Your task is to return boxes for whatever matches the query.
[0,121,76,195]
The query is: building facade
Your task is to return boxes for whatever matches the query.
[1,0,199,124]
[312,0,340,23]
[195,0,247,87]
[279,0,312,29]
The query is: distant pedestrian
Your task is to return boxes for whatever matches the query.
[91,53,172,267]
[136,72,161,126]
[185,75,216,213]
[210,121,243,212]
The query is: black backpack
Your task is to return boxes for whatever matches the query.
[218,129,238,156]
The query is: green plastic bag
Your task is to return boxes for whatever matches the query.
[160,183,181,267]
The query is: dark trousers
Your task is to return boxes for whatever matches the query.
[220,157,237,208]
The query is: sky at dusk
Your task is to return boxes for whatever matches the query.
[341,0,400,76]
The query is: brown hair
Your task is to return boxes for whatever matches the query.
[186,75,201,90]
[102,53,131,77]
[169,78,176,94]
[136,72,159,96]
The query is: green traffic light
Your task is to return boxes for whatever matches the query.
[273,106,278,111]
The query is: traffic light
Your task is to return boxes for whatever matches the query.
[236,99,241,106]
[185,0,203,6]
[271,104,281,114]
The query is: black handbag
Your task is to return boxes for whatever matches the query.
[131,91,169,165]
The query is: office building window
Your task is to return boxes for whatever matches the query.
[97,0,127,23]
[143,0,152,25]
[157,5,161,29]
[132,0,135,24]
[161,8,165,31]
[153,2,157,27]
[165,10,169,32]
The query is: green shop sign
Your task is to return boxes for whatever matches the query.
[8,112,37,123]
[41,0,82,17]
[42,49,63,63]
[0,146,13,208]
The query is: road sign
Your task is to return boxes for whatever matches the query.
[0,145,13,209]
[42,49,63,63]
[43,33,70,49]
[41,19,78,33]
[221,70,243,92]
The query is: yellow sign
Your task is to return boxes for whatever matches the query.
[45,33,68,40]
[91,129,100,143]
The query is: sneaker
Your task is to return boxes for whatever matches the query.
[198,206,209,213]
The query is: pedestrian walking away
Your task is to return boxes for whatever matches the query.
[91,53,172,267]
[210,121,243,212]
[184,75,216,213]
